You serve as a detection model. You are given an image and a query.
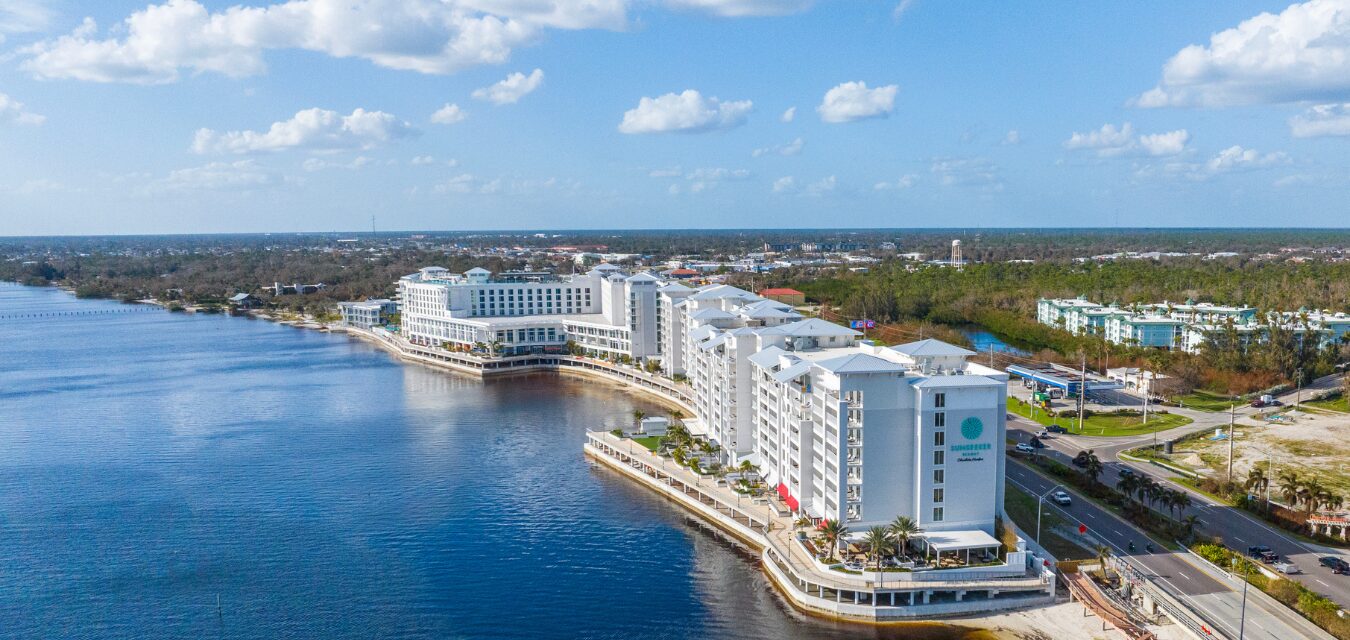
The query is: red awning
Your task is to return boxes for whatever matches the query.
[776,482,799,511]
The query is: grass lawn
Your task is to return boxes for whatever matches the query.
[1175,390,1241,412]
[1004,481,1091,560]
[1306,394,1349,413]
[1008,399,1192,437]
[632,436,663,452]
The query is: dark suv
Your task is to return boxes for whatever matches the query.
[1247,545,1272,558]
[1047,425,1068,434]
[1320,556,1350,574]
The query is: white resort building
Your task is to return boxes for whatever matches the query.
[394,266,1008,540]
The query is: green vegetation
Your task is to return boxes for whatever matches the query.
[1003,482,1089,560]
[1008,398,1192,436]
[1193,542,1350,640]
[1174,389,1239,412]
[1306,391,1348,413]
[631,436,662,452]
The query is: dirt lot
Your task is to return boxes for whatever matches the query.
[1167,405,1350,497]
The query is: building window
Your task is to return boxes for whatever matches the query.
[932,507,944,522]
[934,393,945,408]
[933,488,944,503]
[934,412,945,428]
[933,469,944,484]
[933,450,944,465]
[933,431,945,446]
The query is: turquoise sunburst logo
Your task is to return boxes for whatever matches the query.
[960,416,984,441]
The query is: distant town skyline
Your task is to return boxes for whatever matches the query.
[3,0,1350,235]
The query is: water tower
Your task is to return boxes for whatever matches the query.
[951,239,963,271]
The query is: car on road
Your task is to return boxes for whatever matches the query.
[1274,561,1300,574]
[1259,551,1280,564]
[1319,556,1349,574]
[1015,443,1035,453]
[1117,467,1135,478]
[1047,425,1068,434]
[1250,399,1267,408]
[1037,429,1052,438]
[1051,491,1072,506]
[1247,545,1272,559]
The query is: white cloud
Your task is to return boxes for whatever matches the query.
[817,81,898,123]
[9,178,64,195]
[930,157,1003,191]
[618,89,752,134]
[0,93,45,125]
[433,172,576,195]
[1139,145,1291,181]
[780,106,796,123]
[302,156,373,171]
[436,173,492,194]
[1290,103,1350,137]
[1138,130,1191,157]
[1001,130,1020,145]
[805,175,836,196]
[0,0,53,37]
[430,103,467,124]
[149,160,287,192]
[192,107,416,154]
[892,0,916,22]
[648,166,682,177]
[752,137,803,157]
[1205,145,1289,173]
[18,0,624,84]
[1136,0,1350,107]
[685,167,749,181]
[411,155,437,165]
[772,176,796,192]
[873,174,917,190]
[471,68,544,105]
[663,0,814,17]
[1063,122,1189,157]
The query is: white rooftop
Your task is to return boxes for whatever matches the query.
[924,529,1001,552]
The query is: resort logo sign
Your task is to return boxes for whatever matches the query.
[952,416,990,463]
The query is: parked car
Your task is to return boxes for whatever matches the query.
[1319,556,1350,574]
[1047,425,1068,434]
[1250,399,1267,408]
[1015,443,1035,453]
[1052,491,1072,506]
[1260,551,1280,564]
[1247,545,1272,559]
[1274,561,1300,574]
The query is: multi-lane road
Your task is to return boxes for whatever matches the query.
[1008,460,1332,640]
[1005,372,1350,613]
[1002,371,1350,639]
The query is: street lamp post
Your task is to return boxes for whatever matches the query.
[1234,558,1250,640]
[1035,484,1066,544]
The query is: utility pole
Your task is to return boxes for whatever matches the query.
[1078,356,1087,433]
[989,344,995,369]
[1296,370,1304,407]
[1228,405,1236,485]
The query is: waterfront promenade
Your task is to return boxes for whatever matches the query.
[584,431,1057,621]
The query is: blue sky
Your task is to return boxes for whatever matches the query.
[1,0,1348,234]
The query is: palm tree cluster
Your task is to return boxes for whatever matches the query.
[1276,471,1345,519]
[1115,472,1193,520]
[815,516,923,569]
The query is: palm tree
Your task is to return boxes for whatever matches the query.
[668,409,685,424]
[819,519,848,562]
[1245,468,1270,510]
[1278,471,1302,508]
[1117,474,1140,507]
[1084,452,1105,486]
[1173,490,1193,518]
[864,526,892,574]
[1095,544,1113,581]
[632,409,646,428]
[888,516,921,560]
[1180,514,1201,541]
